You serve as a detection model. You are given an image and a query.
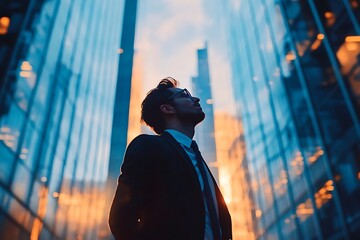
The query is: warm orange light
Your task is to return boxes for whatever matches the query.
[0,17,10,27]
[311,39,321,51]
[214,112,255,239]
[53,192,59,198]
[127,52,142,145]
[20,71,32,78]
[56,189,109,238]
[296,199,314,222]
[345,36,360,42]
[206,99,213,105]
[219,171,232,204]
[308,147,324,163]
[297,208,314,215]
[308,156,316,163]
[317,34,325,40]
[117,48,124,54]
[285,51,296,61]
[325,180,333,186]
[255,209,262,218]
[0,17,10,35]
[30,186,48,240]
[21,61,32,71]
[324,12,333,19]
[314,180,334,208]
[346,42,358,51]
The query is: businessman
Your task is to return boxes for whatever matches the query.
[109,77,232,240]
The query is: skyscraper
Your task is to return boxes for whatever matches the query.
[0,0,129,239]
[224,0,360,239]
[214,111,255,240]
[108,0,138,184]
[192,43,218,181]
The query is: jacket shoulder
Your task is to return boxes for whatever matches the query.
[128,134,163,146]
[126,134,165,154]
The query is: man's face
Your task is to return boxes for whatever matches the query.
[167,87,205,125]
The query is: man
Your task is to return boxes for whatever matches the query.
[109,77,232,240]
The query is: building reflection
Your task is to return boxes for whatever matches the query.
[224,0,360,238]
[0,0,126,239]
[214,112,255,240]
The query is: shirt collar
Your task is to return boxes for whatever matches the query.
[164,129,192,148]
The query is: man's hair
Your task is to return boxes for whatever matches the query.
[141,77,179,134]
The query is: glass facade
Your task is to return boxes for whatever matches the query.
[214,112,255,239]
[0,0,124,239]
[225,0,360,239]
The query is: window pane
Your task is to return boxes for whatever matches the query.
[11,163,32,202]
[0,143,15,184]
[0,102,25,152]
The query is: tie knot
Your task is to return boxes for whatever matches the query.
[191,141,199,152]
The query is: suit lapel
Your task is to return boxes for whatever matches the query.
[160,132,202,190]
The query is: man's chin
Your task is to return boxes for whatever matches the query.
[194,112,205,125]
[178,112,205,126]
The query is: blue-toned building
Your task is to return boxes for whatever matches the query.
[224,0,360,239]
[0,0,127,239]
[192,44,218,181]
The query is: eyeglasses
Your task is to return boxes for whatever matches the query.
[167,88,192,100]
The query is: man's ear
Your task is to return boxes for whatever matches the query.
[160,104,175,114]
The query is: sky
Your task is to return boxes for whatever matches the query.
[135,0,237,115]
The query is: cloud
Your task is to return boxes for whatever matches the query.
[135,0,235,114]
[136,0,208,91]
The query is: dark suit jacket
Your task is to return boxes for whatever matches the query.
[109,132,232,240]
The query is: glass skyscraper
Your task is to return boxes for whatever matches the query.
[225,0,360,239]
[0,0,125,239]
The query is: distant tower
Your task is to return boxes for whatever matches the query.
[192,43,218,182]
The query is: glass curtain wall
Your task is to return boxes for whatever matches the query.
[225,0,360,239]
[0,0,123,239]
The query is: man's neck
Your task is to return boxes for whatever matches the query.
[165,124,195,139]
